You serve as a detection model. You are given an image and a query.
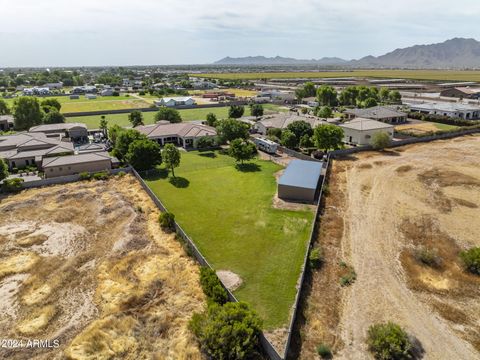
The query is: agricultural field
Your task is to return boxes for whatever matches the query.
[66,103,287,129]
[190,88,258,97]
[191,69,480,82]
[0,175,204,359]
[143,151,315,333]
[298,136,480,359]
[4,95,152,114]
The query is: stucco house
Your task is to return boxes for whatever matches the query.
[407,102,480,120]
[42,152,118,178]
[154,97,196,107]
[136,122,217,148]
[255,114,329,135]
[29,123,89,142]
[344,106,407,124]
[340,118,394,146]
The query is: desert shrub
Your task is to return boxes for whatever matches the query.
[92,171,110,180]
[117,171,126,177]
[1,178,24,193]
[158,212,176,232]
[316,343,332,359]
[309,247,324,269]
[189,302,262,360]
[79,172,91,180]
[459,247,480,275]
[367,322,413,360]
[339,262,357,286]
[199,267,228,305]
[413,246,442,268]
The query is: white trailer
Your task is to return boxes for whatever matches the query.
[253,137,278,154]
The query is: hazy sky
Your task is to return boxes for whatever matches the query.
[1,0,479,67]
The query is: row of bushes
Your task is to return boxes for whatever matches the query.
[408,111,478,126]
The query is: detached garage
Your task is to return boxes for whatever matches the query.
[278,159,323,202]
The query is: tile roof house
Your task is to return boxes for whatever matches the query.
[42,152,118,178]
[407,102,480,119]
[136,122,217,148]
[344,106,407,124]
[255,114,330,135]
[29,123,88,141]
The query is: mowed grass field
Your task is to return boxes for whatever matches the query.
[144,151,314,329]
[191,70,480,81]
[66,104,287,129]
[4,95,152,113]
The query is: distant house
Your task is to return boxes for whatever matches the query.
[86,94,97,100]
[101,88,114,96]
[192,81,217,90]
[44,82,63,90]
[257,90,296,103]
[42,152,117,178]
[70,95,80,100]
[340,118,394,146]
[407,102,480,119]
[344,106,407,124]
[440,87,480,99]
[136,122,216,148]
[154,97,196,107]
[29,123,88,142]
[0,115,14,131]
[278,159,323,202]
[255,114,329,135]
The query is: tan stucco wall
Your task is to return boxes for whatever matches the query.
[44,159,111,178]
[342,128,393,146]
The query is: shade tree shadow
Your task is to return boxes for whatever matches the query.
[142,168,169,181]
[169,176,190,188]
[235,163,261,172]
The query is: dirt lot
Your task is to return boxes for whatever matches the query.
[0,175,204,360]
[299,135,480,359]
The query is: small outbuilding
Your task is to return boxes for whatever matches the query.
[278,159,323,202]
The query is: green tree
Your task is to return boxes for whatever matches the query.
[128,110,144,127]
[299,134,314,148]
[316,85,338,107]
[189,302,262,360]
[338,86,359,106]
[303,82,317,97]
[100,116,108,137]
[228,105,245,119]
[0,158,8,181]
[250,104,264,118]
[371,132,391,150]
[389,90,402,103]
[316,105,333,118]
[379,88,391,103]
[162,143,181,177]
[206,112,217,127]
[155,107,182,123]
[286,120,313,140]
[13,97,43,130]
[295,87,306,100]
[364,97,378,108]
[113,129,146,160]
[367,322,413,360]
[40,98,61,112]
[313,124,344,151]
[216,119,249,143]
[229,138,256,164]
[0,99,10,115]
[125,139,162,171]
[459,247,480,275]
[43,110,65,124]
[281,129,297,149]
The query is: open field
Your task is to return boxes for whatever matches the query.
[191,70,480,81]
[395,121,459,135]
[190,88,258,97]
[4,95,152,114]
[143,150,314,330]
[66,103,287,129]
[299,136,480,359]
[0,175,204,359]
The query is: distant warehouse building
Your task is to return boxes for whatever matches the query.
[440,87,480,99]
[278,159,323,203]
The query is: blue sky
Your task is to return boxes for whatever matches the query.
[0,0,479,67]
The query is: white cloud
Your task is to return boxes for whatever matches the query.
[0,0,479,66]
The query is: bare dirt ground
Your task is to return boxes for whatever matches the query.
[299,135,480,360]
[0,175,205,360]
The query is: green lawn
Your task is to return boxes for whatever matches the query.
[427,121,459,130]
[66,104,287,129]
[143,151,314,329]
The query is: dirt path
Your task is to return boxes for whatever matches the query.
[322,136,480,360]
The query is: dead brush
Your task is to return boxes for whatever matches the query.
[120,280,165,315]
[413,246,443,269]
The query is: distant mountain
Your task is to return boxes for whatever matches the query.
[215,38,480,69]
[214,55,348,65]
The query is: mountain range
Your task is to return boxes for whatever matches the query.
[214,38,480,69]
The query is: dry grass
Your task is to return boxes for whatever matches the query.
[0,175,205,359]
